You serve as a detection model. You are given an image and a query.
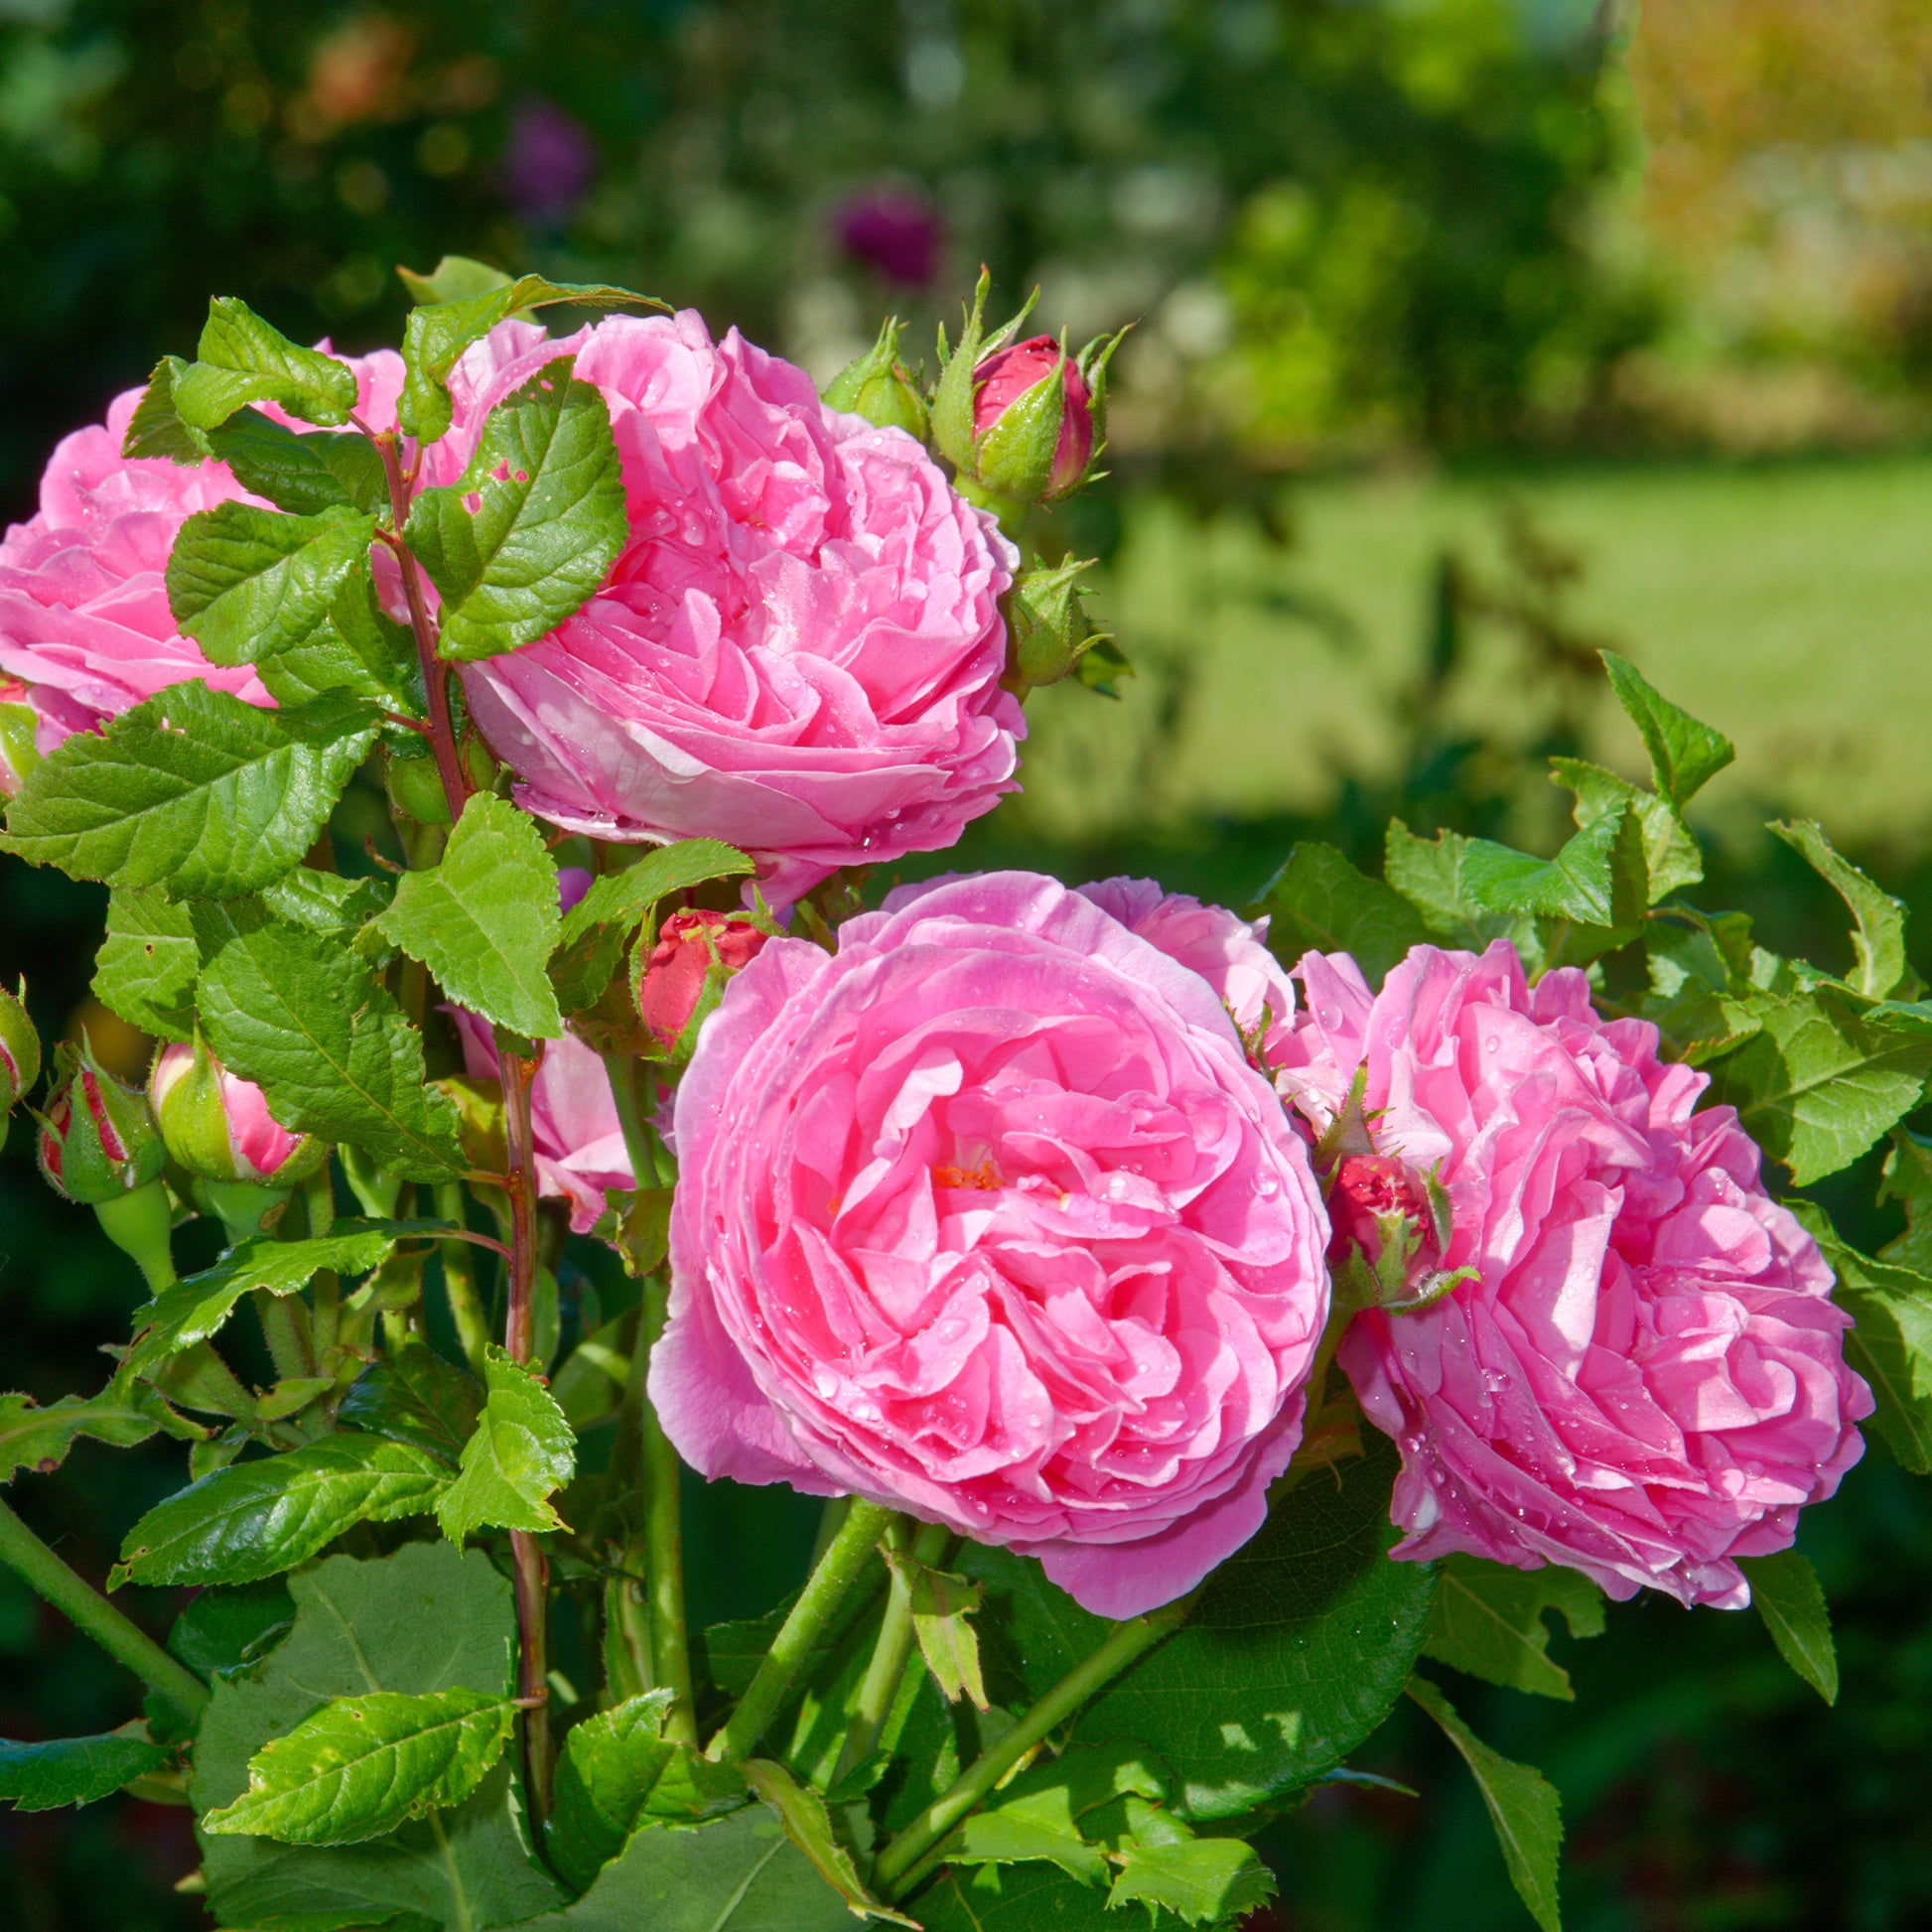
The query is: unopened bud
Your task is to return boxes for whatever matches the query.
[823,317,930,441]
[0,979,40,1116]
[969,337,1094,504]
[386,740,454,826]
[635,910,769,1061]
[36,1039,166,1204]
[1327,1153,1466,1313]
[149,1036,326,1186]
[1005,556,1107,695]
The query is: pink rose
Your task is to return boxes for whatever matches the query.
[0,354,403,758]
[649,871,1330,1618]
[1273,940,1873,1608]
[437,314,1023,905]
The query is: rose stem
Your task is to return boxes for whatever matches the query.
[833,1519,951,1787]
[600,1051,697,1745]
[872,1587,1203,1897]
[0,1498,209,1724]
[433,1181,491,1374]
[304,1169,341,1355]
[497,1035,554,1814]
[708,1498,897,1764]
[361,419,470,820]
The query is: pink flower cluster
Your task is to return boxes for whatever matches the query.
[1272,941,1871,1607]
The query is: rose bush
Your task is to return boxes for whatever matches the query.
[437,313,1024,903]
[651,870,1330,1617]
[1273,941,1873,1607]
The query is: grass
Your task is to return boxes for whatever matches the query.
[1014,452,1932,860]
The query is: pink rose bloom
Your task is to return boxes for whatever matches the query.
[649,871,1330,1618]
[436,314,1023,905]
[1273,940,1872,1608]
[0,353,404,759]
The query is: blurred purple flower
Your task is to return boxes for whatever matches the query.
[503,96,596,225]
[834,184,945,287]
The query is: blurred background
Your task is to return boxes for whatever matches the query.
[5,1,1932,1927]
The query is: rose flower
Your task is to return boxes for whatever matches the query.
[649,871,1330,1618]
[1272,940,1872,1608]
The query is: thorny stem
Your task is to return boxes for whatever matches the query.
[363,421,469,821]
[874,1587,1202,1897]
[710,1498,896,1763]
[496,1034,552,1814]
[0,1497,209,1723]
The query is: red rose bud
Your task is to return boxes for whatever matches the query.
[636,910,769,1060]
[970,336,1094,502]
[149,1036,326,1187]
[823,316,930,441]
[36,1039,166,1204]
[0,979,40,1117]
[1328,1153,1460,1311]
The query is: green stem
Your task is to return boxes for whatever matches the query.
[306,1169,340,1356]
[835,1519,948,1785]
[809,1495,854,1568]
[709,1498,895,1764]
[640,1268,696,1746]
[873,1587,1201,1896]
[434,1182,490,1374]
[0,1497,208,1722]
[602,1052,674,1188]
[253,1289,316,1382]
[602,1568,652,1706]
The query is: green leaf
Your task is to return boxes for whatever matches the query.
[435,1345,575,1542]
[1408,1676,1563,1932]
[507,1802,852,1932]
[403,358,626,661]
[1107,1835,1277,1927]
[338,1338,483,1467]
[550,838,754,1014]
[205,1689,517,1846]
[115,1437,449,1586]
[744,1756,918,1924]
[174,297,359,431]
[0,1733,172,1811]
[0,1377,177,1483]
[1549,757,1704,900]
[122,354,213,462]
[375,791,564,1038]
[1249,843,1427,987]
[1706,988,1932,1184]
[126,1224,404,1376]
[1460,811,1629,927]
[398,275,661,444]
[960,1434,1439,1820]
[190,1542,566,1929]
[398,255,514,306]
[1789,1203,1932,1474]
[945,1743,1171,1884]
[169,1580,296,1681]
[196,900,467,1181]
[167,504,376,676]
[1422,1555,1604,1702]
[1599,649,1734,812]
[2,683,378,897]
[1738,1550,1837,1706]
[1770,819,1918,1001]
[546,1691,747,1893]
[207,409,388,518]
[1879,1128,1932,1273]
[914,1862,1138,1932]
[886,1550,989,1709]
[1384,820,1531,952]
[93,886,200,1039]
[260,865,394,935]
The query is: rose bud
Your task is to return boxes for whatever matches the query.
[1004,555,1109,695]
[150,1036,327,1188]
[0,978,40,1117]
[36,1039,176,1292]
[968,335,1095,504]
[1326,1152,1463,1312]
[822,317,930,442]
[635,910,770,1061]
